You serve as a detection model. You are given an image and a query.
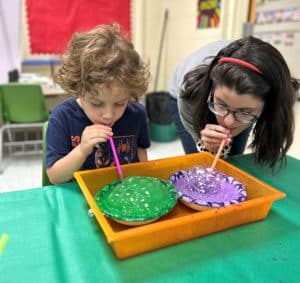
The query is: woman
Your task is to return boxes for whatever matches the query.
[169,40,231,154]
[178,36,299,171]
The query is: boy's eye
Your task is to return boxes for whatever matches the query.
[87,99,128,107]
[88,100,103,107]
[115,102,126,107]
[91,102,103,107]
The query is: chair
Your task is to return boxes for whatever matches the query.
[42,121,52,186]
[0,83,49,172]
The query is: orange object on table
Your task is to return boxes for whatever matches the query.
[74,152,285,259]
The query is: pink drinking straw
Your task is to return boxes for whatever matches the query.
[210,139,226,171]
[109,136,124,180]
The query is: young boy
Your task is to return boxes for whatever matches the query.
[46,24,150,184]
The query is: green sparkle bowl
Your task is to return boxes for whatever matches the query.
[95,176,178,226]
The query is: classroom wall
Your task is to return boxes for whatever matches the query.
[19,0,300,91]
[0,0,21,83]
[132,0,250,92]
[20,0,249,89]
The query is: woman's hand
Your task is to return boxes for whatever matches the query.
[78,124,113,156]
[199,124,231,152]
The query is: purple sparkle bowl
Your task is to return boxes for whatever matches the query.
[169,166,247,211]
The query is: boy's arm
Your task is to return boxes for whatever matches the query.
[47,146,88,184]
[47,124,113,184]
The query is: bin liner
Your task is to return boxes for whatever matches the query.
[146,91,173,125]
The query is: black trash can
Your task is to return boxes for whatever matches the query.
[146,91,177,142]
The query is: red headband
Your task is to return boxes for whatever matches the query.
[218,57,263,74]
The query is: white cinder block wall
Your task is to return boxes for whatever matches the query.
[131,0,250,92]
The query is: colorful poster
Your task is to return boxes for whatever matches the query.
[197,0,221,29]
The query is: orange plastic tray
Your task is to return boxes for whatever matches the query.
[74,152,285,259]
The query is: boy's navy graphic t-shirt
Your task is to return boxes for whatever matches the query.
[46,97,150,170]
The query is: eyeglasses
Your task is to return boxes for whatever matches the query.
[207,93,259,124]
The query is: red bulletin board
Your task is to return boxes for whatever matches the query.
[25,0,131,54]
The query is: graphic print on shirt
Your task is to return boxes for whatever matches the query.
[71,135,81,147]
[95,143,112,168]
[94,135,136,168]
[115,135,135,163]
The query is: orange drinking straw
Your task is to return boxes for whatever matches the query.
[210,139,226,171]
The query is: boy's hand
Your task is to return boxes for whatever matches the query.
[78,124,113,156]
[199,124,231,152]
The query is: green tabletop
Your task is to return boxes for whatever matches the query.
[0,155,299,283]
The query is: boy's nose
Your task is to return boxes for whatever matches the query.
[102,108,113,119]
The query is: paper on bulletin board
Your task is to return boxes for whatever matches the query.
[253,0,300,79]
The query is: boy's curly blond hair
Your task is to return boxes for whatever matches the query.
[55,23,150,100]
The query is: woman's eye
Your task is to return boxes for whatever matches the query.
[240,111,252,116]
[215,103,227,110]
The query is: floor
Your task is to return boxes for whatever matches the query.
[1,102,299,193]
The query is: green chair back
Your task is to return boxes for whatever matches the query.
[42,121,52,186]
[0,83,49,123]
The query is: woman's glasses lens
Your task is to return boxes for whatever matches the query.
[207,98,257,124]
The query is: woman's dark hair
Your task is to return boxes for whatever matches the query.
[181,36,300,171]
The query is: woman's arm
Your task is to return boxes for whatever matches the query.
[177,96,199,142]
[137,147,148,162]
